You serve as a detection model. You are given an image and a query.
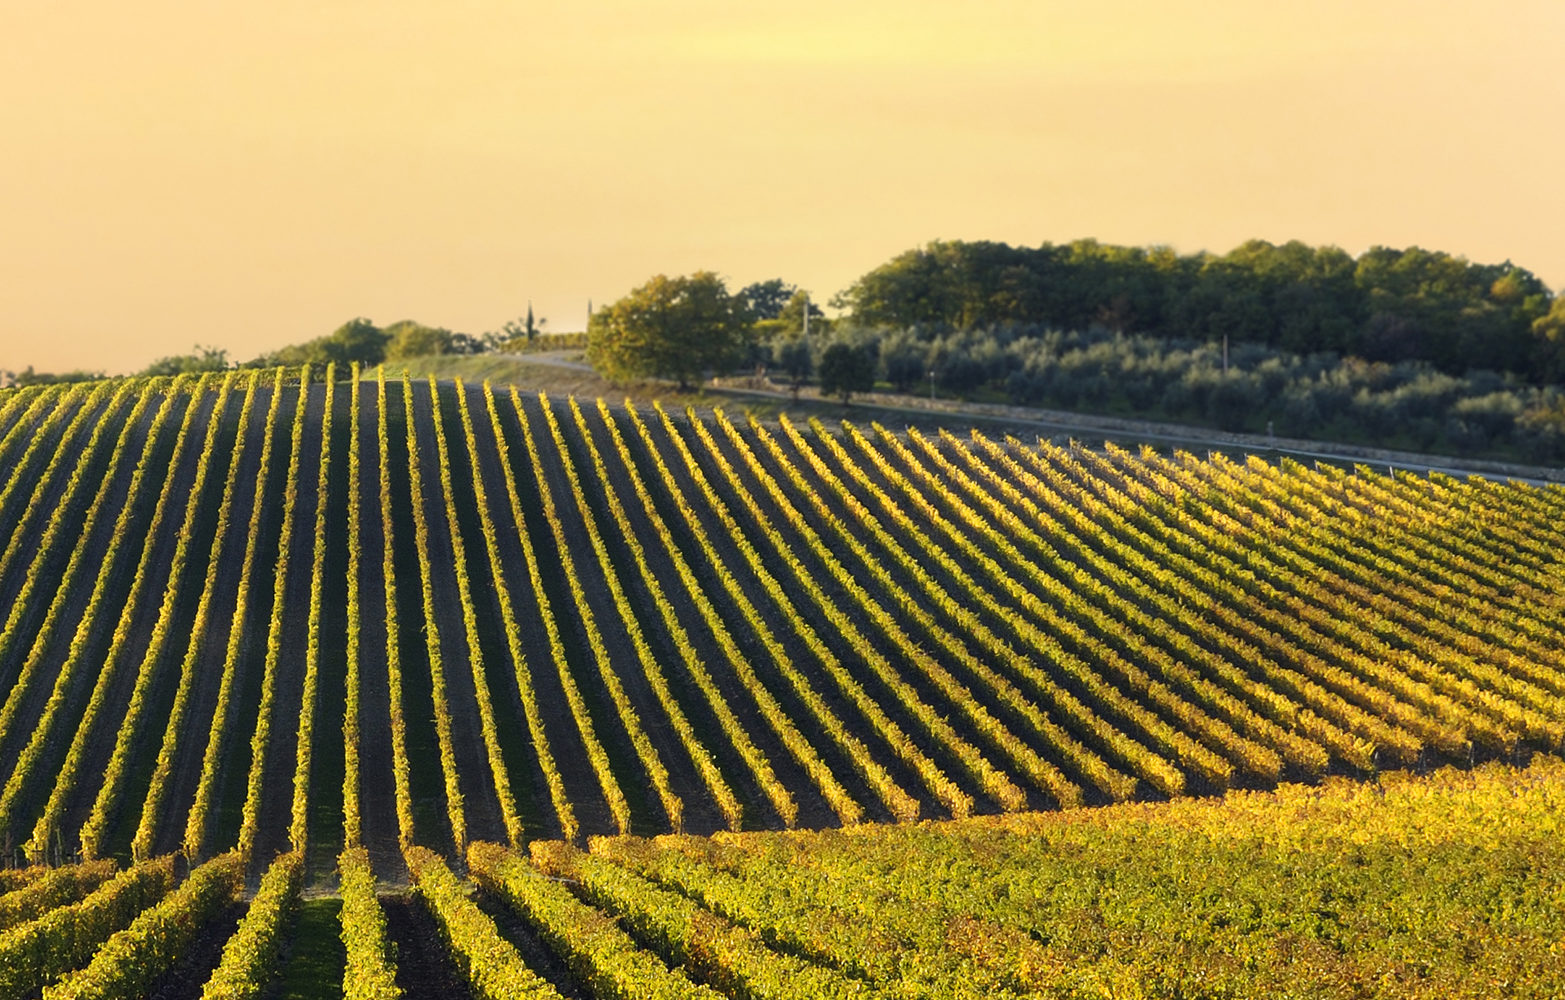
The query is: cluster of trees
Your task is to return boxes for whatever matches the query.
[130,307,554,379]
[857,324,1565,460]
[585,258,1565,460]
[0,366,106,386]
[836,239,1564,381]
[251,318,492,369]
[587,273,824,388]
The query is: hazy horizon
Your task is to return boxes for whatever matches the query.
[4,1,1562,375]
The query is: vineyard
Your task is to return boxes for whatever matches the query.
[0,367,1560,997]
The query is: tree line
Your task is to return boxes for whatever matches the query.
[836,238,1565,382]
[579,241,1565,461]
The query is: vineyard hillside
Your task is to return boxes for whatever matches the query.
[0,367,1561,997]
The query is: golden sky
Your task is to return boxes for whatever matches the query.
[3,1,1562,374]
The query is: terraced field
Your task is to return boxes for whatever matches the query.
[0,367,1560,997]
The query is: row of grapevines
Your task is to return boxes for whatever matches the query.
[0,866,48,894]
[1291,461,1559,638]
[399,374,468,851]
[1101,444,1464,752]
[0,383,89,565]
[612,401,860,826]
[468,840,721,1000]
[528,839,873,1000]
[184,369,290,859]
[1389,470,1565,666]
[0,383,65,478]
[453,381,577,841]
[585,837,912,993]
[510,390,661,833]
[343,369,365,847]
[111,371,261,861]
[956,429,1336,773]
[0,375,205,851]
[542,395,736,829]
[0,377,187,846]
[993,436,1389,769]
[817,417,1226,792]
[1180,451,1550,746]
[200,851,302,1000]
[236,366,312,862]
[738,413,1045,813]
[0,381,37,429]
[28,373,236,862]
[0,378,145,736]
[1096,445,1495,758]
[602,757,1565,999]
[403,845,563,1000]
[1256,455,1557,620]
[782,417,1196,795]
[337,848,401,1000]
[375,369,416,849]
[580,397,797,827]
[1287,459,1551,609]
[0,381,105,592]
[718,411,1028,813]
[670,406,940,820]
[0,855,175,999]
[641,401,904,823]
[1422,468,1565,573]
[842,419,1249,784]
[290,368,337,853]
[1032,440,1421,765]
[0,860,116,933]
[716,409,1015,813]
[893,423,1292,780]
[1172,449,1541,735]
[757,415,1128,803]
[734,410,1094,807]
[44,852,244,1000]
[423,376,523,847]
[1311,461,1563,657]
[1203,454,1565,735]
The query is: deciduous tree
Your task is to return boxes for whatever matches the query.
[587,272,751,388]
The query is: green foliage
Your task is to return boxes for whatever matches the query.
[5,366,106,386]
[0,861,118,934]
[471,841,724,1000]
[139,345,229,377]
[737,279,796,320]
[501,304,546,343]
[43,852,243,1000]
[259,318,390,368]
[384,321,454,361]
[405,846,563,1000]
[0,865,50,895]
[587,272,752,387]
[821,323,1565,461]
[769,332,813,397]
[838,238,1558,381]
[1531,296,1565,381]
[594,758,1565,999]
[200,852,302,1000]
[337,849,401,1000]
[817,340,876,403]
[0,856,175,999]
[533,842,874,1000]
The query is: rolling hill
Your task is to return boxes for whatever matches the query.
[0,366,1560,997]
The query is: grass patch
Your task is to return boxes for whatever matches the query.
[271,897,346,999]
